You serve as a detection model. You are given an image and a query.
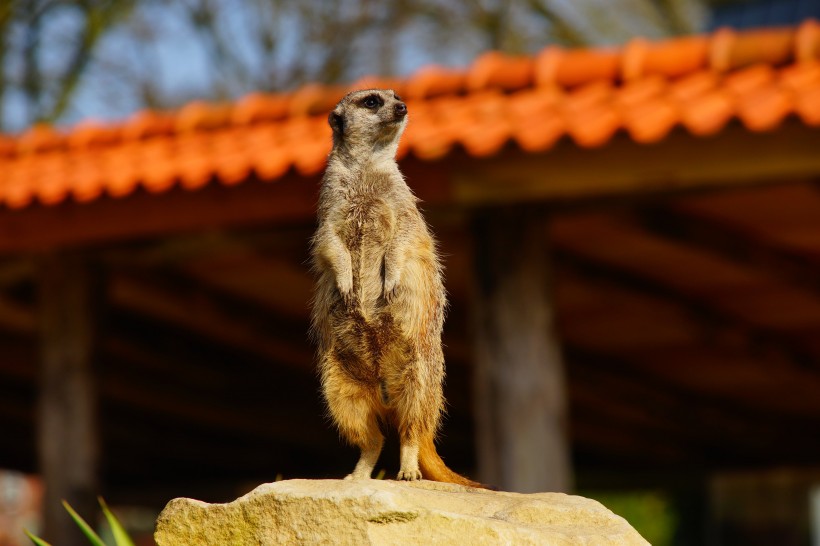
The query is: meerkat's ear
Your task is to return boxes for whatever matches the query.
[328,109,344,136]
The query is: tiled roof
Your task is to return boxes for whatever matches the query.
[1,21,819,210]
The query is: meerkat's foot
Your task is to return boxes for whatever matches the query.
[344,471,372,480]
[397,442,421,481]
[345,441,382,480]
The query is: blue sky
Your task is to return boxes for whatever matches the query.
[2,0,769,134]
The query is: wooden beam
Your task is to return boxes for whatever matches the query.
[0,259,32,286]
[0,291,35,334]
[101,225,313,269]
[452,121,820,206]
[470,207,572,493]
[555,263,820,418]
[0,175,318,255]
[99,332,330,448]
[637,202,820,297]
[37,252,101,546]
[567,346,820,466]
[553,243,820,367]
[108,269,313,370]
[180,253,314,321]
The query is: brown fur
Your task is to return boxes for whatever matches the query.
[310,89,483,487]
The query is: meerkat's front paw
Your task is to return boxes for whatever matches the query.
[383,268,401,302]
[337,275,353,298]
[396,468,422,481]
[383,281,399,303]
[337,276,354,308]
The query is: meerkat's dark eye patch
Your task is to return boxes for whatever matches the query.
[361,95,383,109]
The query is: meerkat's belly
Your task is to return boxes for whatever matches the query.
[344,198,395,308]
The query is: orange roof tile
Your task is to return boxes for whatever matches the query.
[1,22,819,210]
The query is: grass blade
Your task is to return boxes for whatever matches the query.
[98,497,136,546]
[23,529,52,546]
[61,500,107,546]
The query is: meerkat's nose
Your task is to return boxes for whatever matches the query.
[394,102,407,117]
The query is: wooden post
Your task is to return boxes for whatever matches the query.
[37,252,100,546]
[471,207,572,493]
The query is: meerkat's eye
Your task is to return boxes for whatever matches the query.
[362,95,382,109]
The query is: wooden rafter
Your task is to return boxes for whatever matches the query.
[108,268,313,370]
[553,240,820,367]
[100,328,330,444]
[0,259,32,287]
[0,291,35,334]
[636,202,820,299]
[566,347,820,465]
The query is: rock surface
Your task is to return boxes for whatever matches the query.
[154,479,650,545]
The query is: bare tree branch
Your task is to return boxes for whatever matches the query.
[0,0,709,131]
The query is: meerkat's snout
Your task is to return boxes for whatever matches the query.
[394,102,407,117]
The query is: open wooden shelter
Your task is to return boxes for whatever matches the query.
[2,21,820,542]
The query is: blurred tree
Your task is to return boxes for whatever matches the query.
[0,0,137,129]
[0,0,712,132]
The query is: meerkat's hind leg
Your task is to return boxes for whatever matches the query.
[347,434,384,480]
[392,376,428,481]
[389,350,442,482]
[322,362,385,479]
[397,440,422,481]
[339,397,384,480]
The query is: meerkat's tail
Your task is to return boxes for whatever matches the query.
[418,436,492,489]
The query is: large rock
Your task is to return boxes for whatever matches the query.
[155,479,649,545]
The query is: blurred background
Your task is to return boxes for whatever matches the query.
[4,0,819,132]
[2,0,820,545]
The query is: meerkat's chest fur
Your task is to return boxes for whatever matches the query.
[337,175,396,250]
[321,163,407,306]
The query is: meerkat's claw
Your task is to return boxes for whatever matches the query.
[340,289,356,310]
[383,285,398,303]
[396,469,423,481]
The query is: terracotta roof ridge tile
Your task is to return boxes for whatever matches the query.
[797,19,820,61]
[405,65,467,99]
[1,21,817,160]
[467,51,535,92]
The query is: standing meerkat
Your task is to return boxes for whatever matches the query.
[310,89,483,487]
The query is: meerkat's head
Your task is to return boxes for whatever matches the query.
[328,89,407,156]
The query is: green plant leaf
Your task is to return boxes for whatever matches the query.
[23,529,52,546]
[98,497,136,546]
[61,500,107,546]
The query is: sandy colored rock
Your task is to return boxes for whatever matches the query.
[154,479,650,546]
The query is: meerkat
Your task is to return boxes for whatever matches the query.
[310,89,483,487]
